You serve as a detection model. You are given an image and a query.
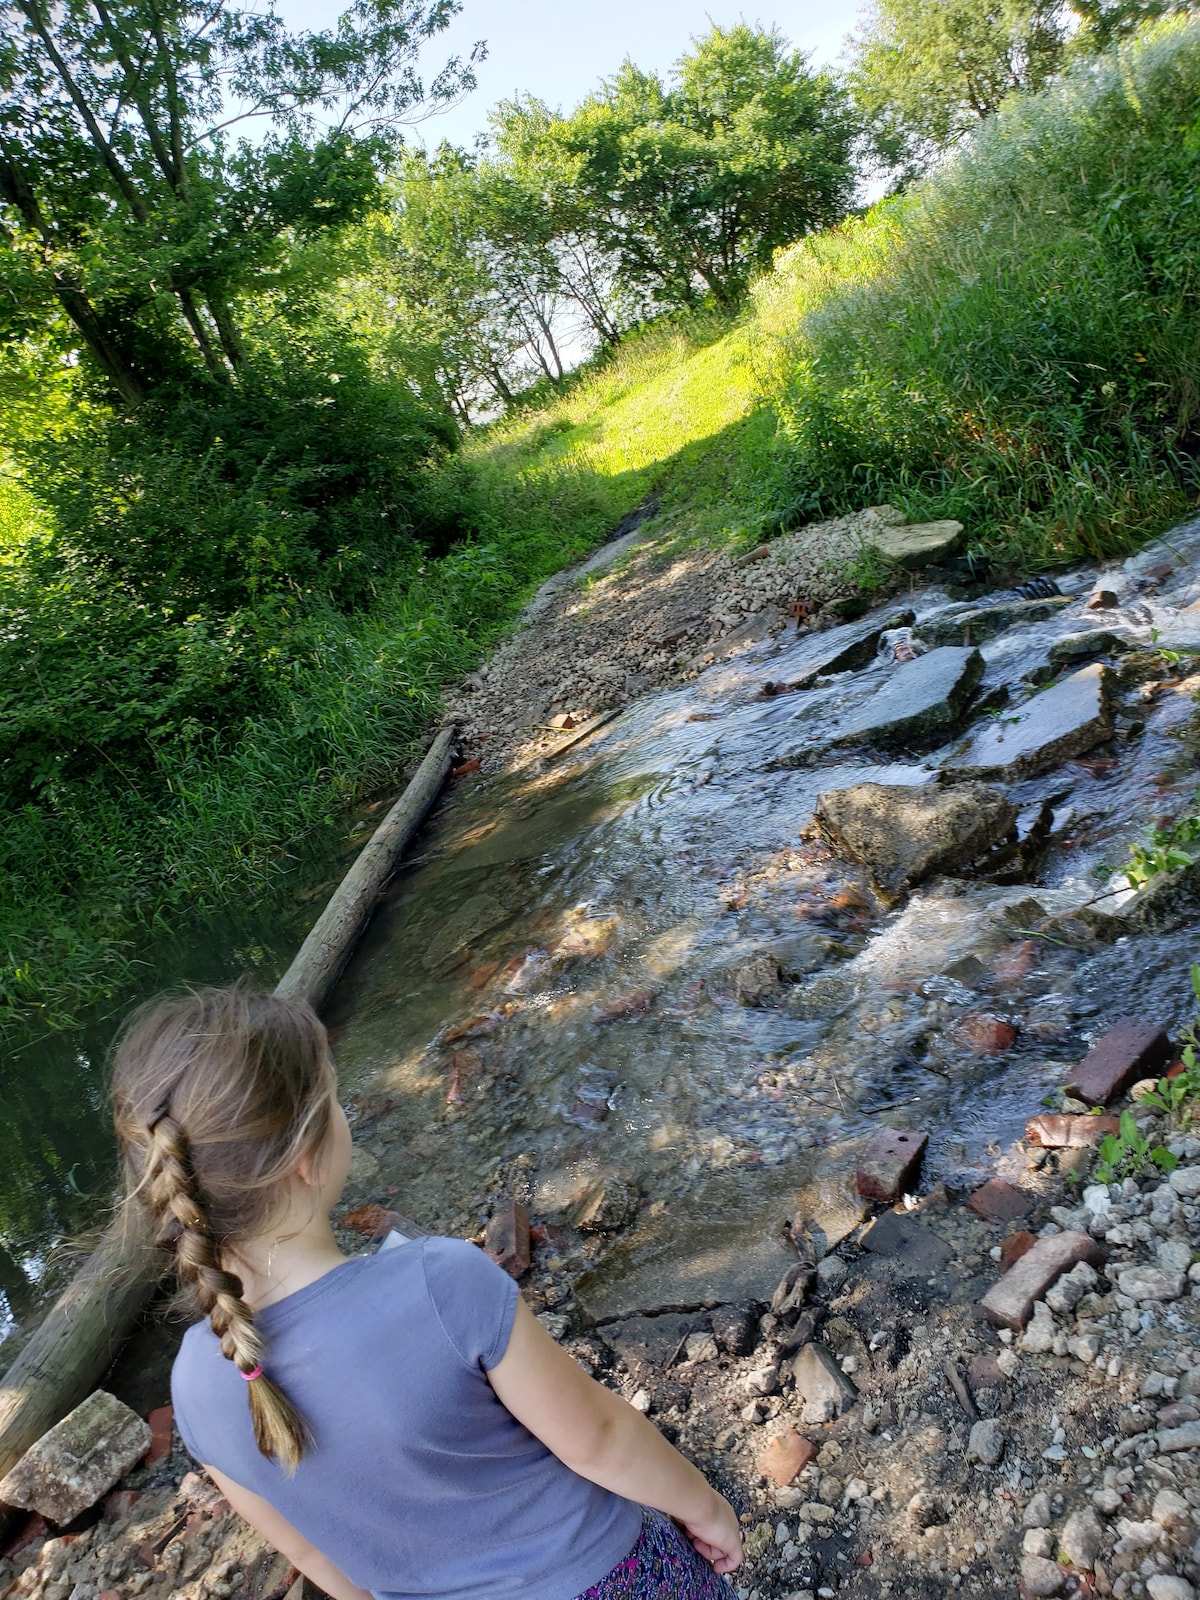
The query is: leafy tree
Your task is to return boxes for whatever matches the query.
[848,0,1192,172]
[524,24,858,311]
[0,0,481,405]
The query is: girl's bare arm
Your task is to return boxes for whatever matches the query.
[201,1466,375,1600]
[486,1297,743,1574]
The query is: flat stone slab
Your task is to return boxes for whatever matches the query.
[789,609,916,689]
[873,520,965,570]
[945,663,1114,782]
[857,1128,929,1203]
[922,596,1073,649]
[860,1211,954,1276]
[833,647,984,747]
[0,1391,151,1525]
[980,1231,1106,1331]
[816,781,1016,902]
[574,1158,865,1323]
[1063,1019,1171,1106]
[1025,1114,1121,1149]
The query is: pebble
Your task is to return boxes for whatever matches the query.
[1021,1554,1067,1595]
[968,1419,1005,1466]
[1060,1507,1104,1570]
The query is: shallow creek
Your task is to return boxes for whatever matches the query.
[6,515,1200,1350]
[324,516,1200,1316]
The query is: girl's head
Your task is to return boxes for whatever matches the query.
[111,983,338,1471]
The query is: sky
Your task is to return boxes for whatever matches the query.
[274,0,862,150]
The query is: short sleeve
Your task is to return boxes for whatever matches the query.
[421,1236,518,1372]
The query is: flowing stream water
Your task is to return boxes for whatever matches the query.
[5,515,1200,1353]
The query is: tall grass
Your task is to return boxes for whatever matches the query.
[762,17,1200,564]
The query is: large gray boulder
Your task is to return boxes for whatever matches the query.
[833,647,984,747]
[815,780,1016,901]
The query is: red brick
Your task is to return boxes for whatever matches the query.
[967,1353,1009,1389]
[1063,1019,1171,1106]
[1026,1114,1121,1148]
[955,1013,1017,1055]
[451,758,481,777]
[968,1179,1032,1225]
[856,1128,929,1203]
[443,1013,500,1044]
[755,1428,816,1486]
[1086,591,1118,611]
[143,1405,173,1467]
[484,1199,531,1279]
[338,1202,389,1235]
[980,1231,1106,1330]
[1000,1231,1037,1273]
[1,1512,47,1559]
[103,1488,142,1521]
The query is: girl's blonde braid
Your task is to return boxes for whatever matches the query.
[146,1111,310,1473]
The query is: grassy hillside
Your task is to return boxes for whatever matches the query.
[4,16,1199,1034]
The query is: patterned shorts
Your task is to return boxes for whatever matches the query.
[572,1508,737,1600]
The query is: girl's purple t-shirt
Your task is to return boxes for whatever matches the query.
[171,1238,641,1600]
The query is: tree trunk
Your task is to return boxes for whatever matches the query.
[206,295,246,370]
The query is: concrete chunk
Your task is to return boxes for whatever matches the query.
[0,1391,151,1525]
[1064,1019,1171,1106]
[873,520,965,570]
[1025,1113,1121,1148]
[790,610,916,689]
[791,1342,858,1425]
[834,647,984,747]
[980,1231,1106,1331]
[857,1128,928,1202]
[945,663,1114,782]
[815,781,1016,902]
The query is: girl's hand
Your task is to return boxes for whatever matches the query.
[682,1492,743,1574]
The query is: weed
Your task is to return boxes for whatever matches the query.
[1121,791,1200,889]
[1094,1108,1179,1186]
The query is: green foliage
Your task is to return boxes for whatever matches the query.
[1094,1108,1179,1184]
[1122,791,1200,889]
[1139,1043,1200,1130]
[848,0,1190,175]
[765,18,1200,567]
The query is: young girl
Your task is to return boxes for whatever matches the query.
[111,985,743,1600]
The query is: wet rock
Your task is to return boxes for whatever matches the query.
[1064,1019,1172,1106]
[856,1128,928,1202]
[792,1343,858,1425]
[756,1429,817,1487]
[422,893,512,973]
[968,1179,1032,1224]
[1061,1508,1104,1570]
[789,609,917,688]
[1048,630,1128,667]
[872,520,965,569]
[733,954,784,1007]
[814,780,1016,901]
[1125,856,1200,936]
[945,662,1115,782]
[0,1393,151,1526]
[571,1176,639,1232]
[923,596,1073,648]
[981,1231,1106,1330]
[1021,1555,1066,1596]
[968,1418,1005,1466]
[1026,1113,1122,1148]
[591,990,656,1025]
[832,647,984,747]
[485,1198,531,1279]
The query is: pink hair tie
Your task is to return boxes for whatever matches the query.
[241,1365,264,1382]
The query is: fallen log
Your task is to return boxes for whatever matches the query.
[275,724,457,1010]
[0,726,457,1529]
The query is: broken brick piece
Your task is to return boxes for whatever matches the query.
[1025,1114,1121,1149]
[144,1405,173,1467]
[980,1231,1106,1331]
[756,1428,816,1487]
[856,1128,929,1203]
[1000,1231,1037,1273]
[338,1202,389,1235]
[485,1199,531,1280]
[968,1179,1032,1225]
[1063,1019,1171,1106]
[103,1489,141,1522]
